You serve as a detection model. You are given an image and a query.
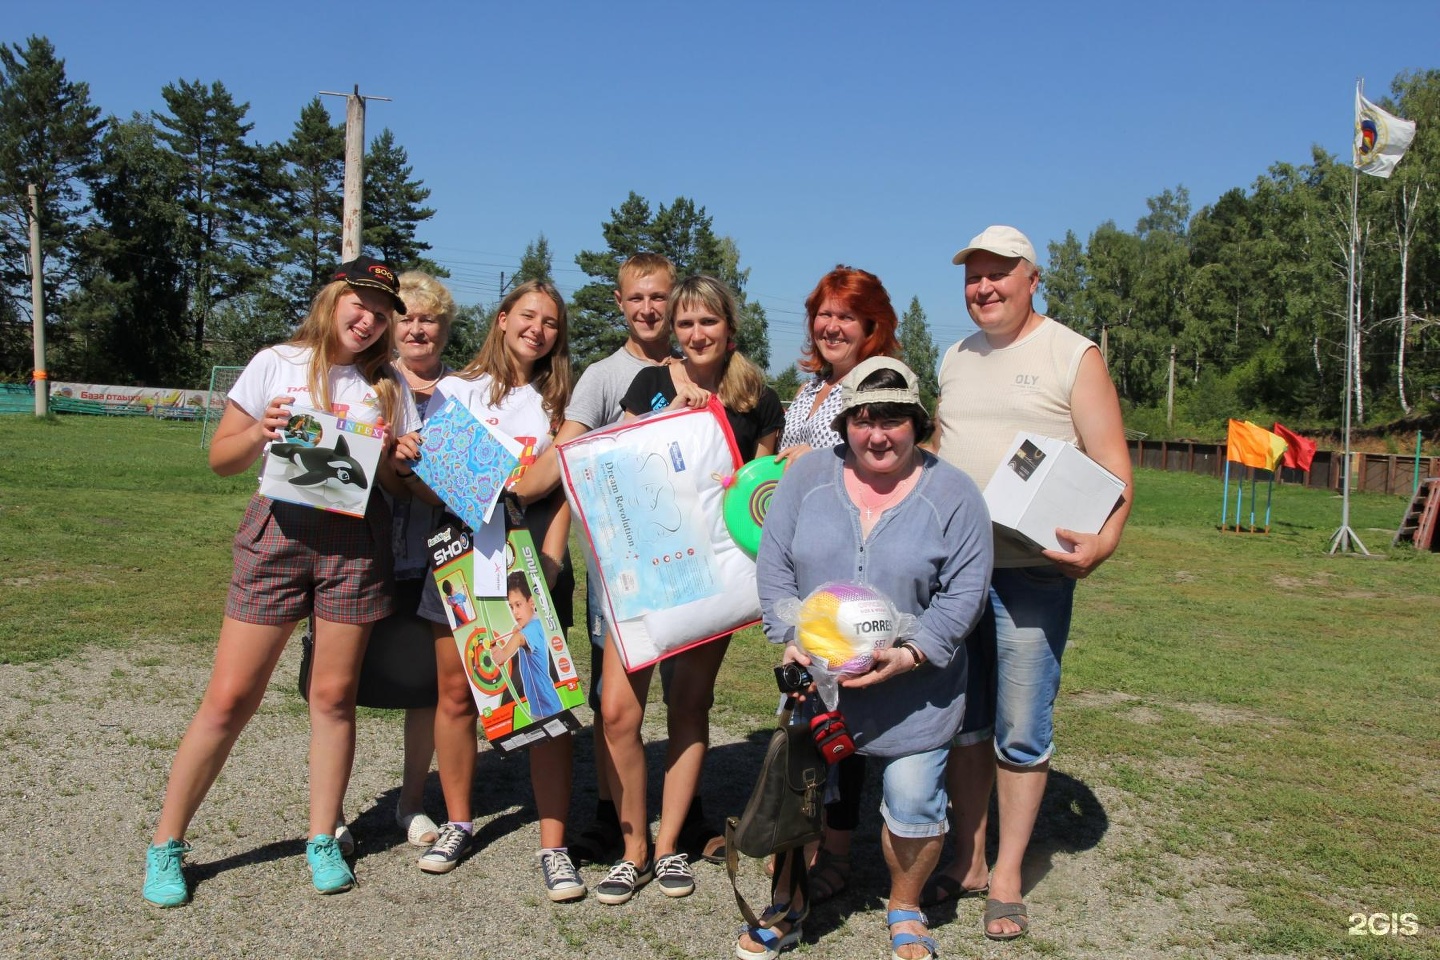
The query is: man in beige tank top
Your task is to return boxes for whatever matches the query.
[925,226,1133,941]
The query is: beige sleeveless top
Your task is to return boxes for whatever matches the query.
[936,316,1097,566]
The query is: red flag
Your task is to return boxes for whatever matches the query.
[1272,422,1316,471]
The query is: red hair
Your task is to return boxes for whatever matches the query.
[799,265,901,375]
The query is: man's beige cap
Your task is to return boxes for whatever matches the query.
[951,225,1036,266]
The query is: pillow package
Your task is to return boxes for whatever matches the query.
[558,398,761,671]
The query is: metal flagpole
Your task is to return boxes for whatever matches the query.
[1329,80,1370,554]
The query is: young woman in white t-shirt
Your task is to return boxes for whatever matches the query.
[393,280,585,900]
[143,258,413,906]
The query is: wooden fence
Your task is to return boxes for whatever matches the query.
[1128,439,1440,497]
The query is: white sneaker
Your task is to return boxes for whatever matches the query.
[397,809,440,847]
[334,822,355,857]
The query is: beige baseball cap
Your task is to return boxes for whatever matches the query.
[951,225,1036,266]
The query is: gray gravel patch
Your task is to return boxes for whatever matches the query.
[0,640,1287,960]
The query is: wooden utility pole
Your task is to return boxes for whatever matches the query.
[28,184,47,417]
[1166,343,1176,427]
[320,85,391,261]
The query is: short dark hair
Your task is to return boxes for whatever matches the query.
[844,367,933,442]
[506,571,531,599]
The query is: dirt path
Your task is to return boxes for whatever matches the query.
[0,640,1288,960]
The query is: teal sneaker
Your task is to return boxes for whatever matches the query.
[306,834,355,894]
[143,839,192,907]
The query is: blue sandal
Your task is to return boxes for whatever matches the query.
[887,908,938,960]
[736,905,803,959]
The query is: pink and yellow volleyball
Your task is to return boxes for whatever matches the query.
[796,582,899,675]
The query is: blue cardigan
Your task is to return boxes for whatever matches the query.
[756,445,993,757]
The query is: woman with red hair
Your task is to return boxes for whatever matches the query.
[777,265,902,466]
[765,266,901,909]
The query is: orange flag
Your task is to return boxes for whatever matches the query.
[1226,419,1287,472]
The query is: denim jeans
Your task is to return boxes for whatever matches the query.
[874,745,951,838]
[957,565,1076,767]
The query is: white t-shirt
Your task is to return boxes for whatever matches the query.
[431,373,558,545]
[433,373,554,464]
[229,344,418,431]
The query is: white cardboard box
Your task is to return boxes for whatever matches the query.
[983,432,1126,553]
[258,405,386,518]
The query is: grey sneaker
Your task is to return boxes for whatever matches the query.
[538,848,586,902]
[594,858,653,905]
[655,852,695,898]
[419,823,472,874]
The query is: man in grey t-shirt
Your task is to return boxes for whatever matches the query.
[511,252,683,863]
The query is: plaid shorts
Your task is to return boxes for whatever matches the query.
[226,495,394,626]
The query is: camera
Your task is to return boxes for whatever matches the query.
[773,662,814,693]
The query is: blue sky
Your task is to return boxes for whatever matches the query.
[14,0,1439,371]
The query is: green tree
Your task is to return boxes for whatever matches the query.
[62,115,192,384]
[362,128,441,274]
[898,296,939,411]
[0,35,104,375]
[515,233,553,284]
[152,78,273,350]
[770,363,800,401]
[275,97,343,316]
[570,192,770,369]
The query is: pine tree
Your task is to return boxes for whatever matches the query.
[62,115,191,384]
[362,128,440,274]
[152,78,272,349]
[570,192,770,369]
[898,296,939,411]
[275,97,343,316]
[0,35,104,375]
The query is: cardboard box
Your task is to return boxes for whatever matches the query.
[428,519,583,754]
[983,433,1126,553]
[259,405,385,518]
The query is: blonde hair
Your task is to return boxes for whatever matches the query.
[289,280,401,425]
[396,271,456,350]
[455,279,573,425]
[617,252,676,292]
[667,275,766,414]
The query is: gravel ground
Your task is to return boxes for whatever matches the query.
[0,639,1290,960]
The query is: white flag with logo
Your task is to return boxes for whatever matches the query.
[1354,89,1416,179]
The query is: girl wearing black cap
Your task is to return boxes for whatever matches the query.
[142,259,417,905]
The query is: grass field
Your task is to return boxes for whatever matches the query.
[1,415,1435,958]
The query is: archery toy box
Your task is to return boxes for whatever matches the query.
[558,397,762,672]
[427,519,582,754]
[259,404,386,518]
[983,432,1126,553]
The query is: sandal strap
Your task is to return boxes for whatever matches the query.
[891,931,939,954]
[887,908,929,927]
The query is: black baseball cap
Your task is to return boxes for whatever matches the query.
[334,256,406,313]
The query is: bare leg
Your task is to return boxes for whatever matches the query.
[653,635,729,858]
[152,618,294,844]
[530,733,573,849]
[399,706,436,816]
[936,740,994,891]
[432,624,478,823]
[599,634,653,866]
[884,826,945,960]
[986,759,1047,938]
[304,617,371,839]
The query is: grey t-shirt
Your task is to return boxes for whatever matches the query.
[564,347,655,430]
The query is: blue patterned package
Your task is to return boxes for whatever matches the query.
[414,394,522,531]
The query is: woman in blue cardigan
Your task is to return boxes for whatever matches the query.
[745,357,994,960]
